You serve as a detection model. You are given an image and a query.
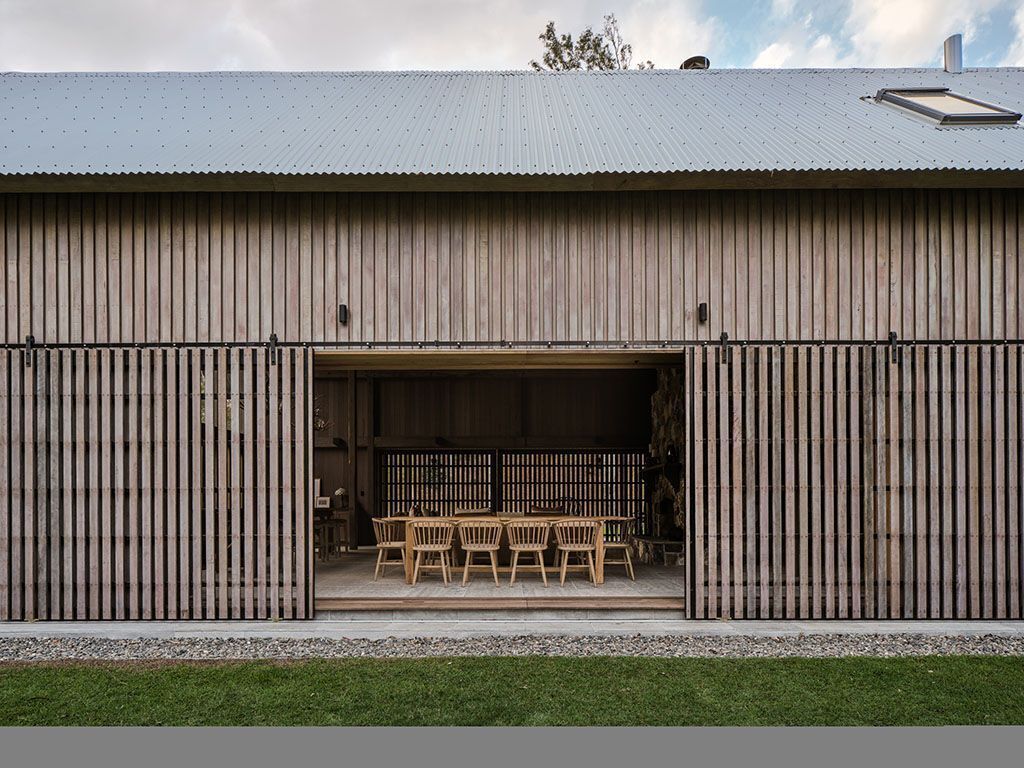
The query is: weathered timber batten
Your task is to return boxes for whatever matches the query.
[0,346,313,621]
[2,189,1022,347]
[679,343,1022,620]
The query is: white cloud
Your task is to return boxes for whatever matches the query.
[844,0,1003,67]
[0,0,559,70]
[0,0,1016,72]
[750,0,1016,69]
[752,42,791,68]
[752,31,844,68]
[619,0,720,68]
[1005,5,1024,66]
[770,0,797,18]
[0,0,720,72]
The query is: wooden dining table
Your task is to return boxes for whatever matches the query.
[387,514,633,585]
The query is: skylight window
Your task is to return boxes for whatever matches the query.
[876,88,1021,125]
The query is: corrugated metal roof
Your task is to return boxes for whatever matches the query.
[1,68,1023,176]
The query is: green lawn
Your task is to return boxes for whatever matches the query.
[1,656,1022,726]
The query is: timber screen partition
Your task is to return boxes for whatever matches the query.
[377,451,495,516]
[0,344,314,621]
[681,342,1023,620]
[377,449,647,531]
[500,451,647,531]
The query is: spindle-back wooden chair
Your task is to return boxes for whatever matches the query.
[507,519,550,586]
[552,519,600,586]
[602,518,635,580]
[452,508,492,563]
[371,517,407,580]
[410,519,456,585]
[457,520,503,586]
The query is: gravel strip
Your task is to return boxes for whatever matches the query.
[2,633,1024,662]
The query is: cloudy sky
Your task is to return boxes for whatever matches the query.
[2,0,1023,71]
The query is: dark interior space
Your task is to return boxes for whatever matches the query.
[312,367,657,548]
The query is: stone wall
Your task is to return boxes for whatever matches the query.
[650,368,685,466]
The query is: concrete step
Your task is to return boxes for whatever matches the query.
[315,608,686,622]
[314,595,686,622]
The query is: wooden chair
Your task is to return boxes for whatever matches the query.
[458,520,503,586]
[414,507,457,565]
[525,504,561,563]
[410,519,456,585]
[371,517,406,580]
[552,519,601,586]
[507,519,550,586]
[447,508,488,566]
[602,518,636,580]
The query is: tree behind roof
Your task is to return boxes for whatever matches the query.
[529,14,653,71]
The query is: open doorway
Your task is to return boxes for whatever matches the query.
[310,352,686,611]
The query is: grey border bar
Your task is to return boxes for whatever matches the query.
[2,727,1024,768]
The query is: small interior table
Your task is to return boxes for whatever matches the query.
[314,510,355,561]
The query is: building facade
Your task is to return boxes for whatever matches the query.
[1,69,1023,620]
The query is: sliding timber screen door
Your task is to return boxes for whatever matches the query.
[0,345,314,621]
[682,343,1023,620]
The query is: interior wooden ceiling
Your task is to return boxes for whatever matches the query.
[313,348,682,374]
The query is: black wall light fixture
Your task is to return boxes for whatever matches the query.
[338,303,349,325]
[698,302,708,324]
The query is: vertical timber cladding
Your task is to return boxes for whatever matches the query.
[0,344,314,621]
[3,190,1024,346]
[683,342,1024,620]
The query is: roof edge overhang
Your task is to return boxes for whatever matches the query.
[0,169,1022,193]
